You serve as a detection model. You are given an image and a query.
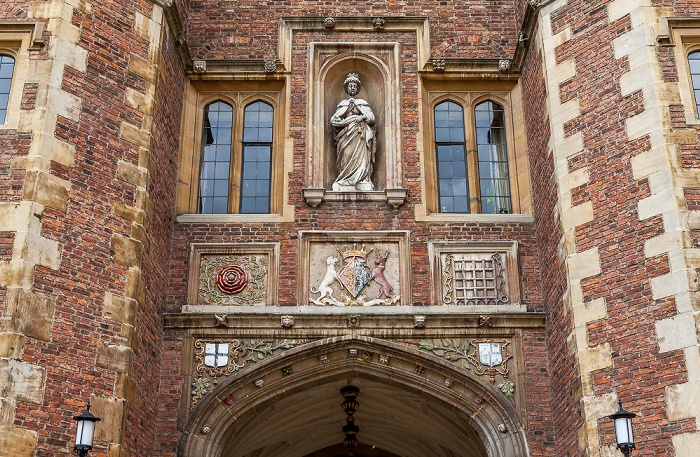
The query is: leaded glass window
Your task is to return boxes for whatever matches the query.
[689,51,700,116]
[0,55,15,124]
[197,101,233,214]
[241,101,273,213]
[475,100,512,214]
[435,100,469,213]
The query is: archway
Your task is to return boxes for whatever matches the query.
[179,336,529,457]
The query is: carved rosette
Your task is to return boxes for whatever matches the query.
[216,265,248,294]
[199,255,267,305]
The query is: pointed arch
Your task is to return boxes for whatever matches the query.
[179,335,529,457]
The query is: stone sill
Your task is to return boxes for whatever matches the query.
[302,188,408,208]
[414,212,534,223]
[176,213,291,224]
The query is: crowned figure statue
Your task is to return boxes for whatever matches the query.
[330,73,377,191]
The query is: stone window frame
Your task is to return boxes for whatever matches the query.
[176,79,294,222]
[0,22,43,130]
[658,17,700,125]
[416,80,532,222]
[428,240,523,310]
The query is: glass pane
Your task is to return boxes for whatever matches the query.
[258,146,271,162]
[690,58,700,74]
[481,197,496,214]
[479,162,493,179]
[452,178,467,196]
[449,128,465,142]
[438,161,453,179]
[439,179,453,196]
[243,127,257,142]
[475,109,492,127]
[216,145,230,162]
[244,110,259,127]
[256,180,270,195]
[240,197,255,213]
[243,163,256,179]
[215,163,229,179]
[241,180,255,196]
[199,197,211,213]
[212,197,228,214]
[0,58,14,78]
[257,161,270,179]
[259,110,273,127]
[453,196,469,213]
[452,160,466,178]
[434,110,449,127]
[440,196,454,213]
[258,127,273,143]
[435,127,450,143]
[213,180,228,197]
[437,145,451,161]
[255,197,270,213]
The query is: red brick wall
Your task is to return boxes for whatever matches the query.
[0,1,183,456]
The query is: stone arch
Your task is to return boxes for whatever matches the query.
[179,335,530,457]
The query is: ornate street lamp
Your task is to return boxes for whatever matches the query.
[73,403,101,456]
[609,400,636,456]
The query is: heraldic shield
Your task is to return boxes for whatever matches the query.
[337,245,372,298]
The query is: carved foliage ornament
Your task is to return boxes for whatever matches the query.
[192,338,301,406]
[199,255,267,305]
[413,338,515,399]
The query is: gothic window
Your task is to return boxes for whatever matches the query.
[435,101,469,213]
[0,54,15,124]
[433,99,513,214]
[689,51,700,116]
[195,99,275,215]
[475,101,512,214]
[198,100,233,214]
[241,101,273,213]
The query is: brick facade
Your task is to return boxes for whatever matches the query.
[0,1,697,456]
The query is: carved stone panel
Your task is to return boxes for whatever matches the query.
[429,241,521,308]
[298,231,410,306]
[187,243,279,307]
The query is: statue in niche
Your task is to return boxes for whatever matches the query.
[330,73,377,191]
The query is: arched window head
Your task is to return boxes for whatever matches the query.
[241,101,273,214]
[197,100,233,214]
[689,51,700,116]
[435,100,469,213]
[0,54,16,124]
[475,100,512,214]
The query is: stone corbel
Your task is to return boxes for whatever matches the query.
[302,188,408,208]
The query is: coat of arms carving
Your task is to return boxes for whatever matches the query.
[310,245,400,306]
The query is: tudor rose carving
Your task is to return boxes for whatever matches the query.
[331,73,376,191]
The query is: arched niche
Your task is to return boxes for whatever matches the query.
[178,335,530,457]
[303,43,407,208]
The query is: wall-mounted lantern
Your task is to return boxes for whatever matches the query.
[73,403,101,456]
[609,399,636,456]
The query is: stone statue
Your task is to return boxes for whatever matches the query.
[330,73,376,191]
